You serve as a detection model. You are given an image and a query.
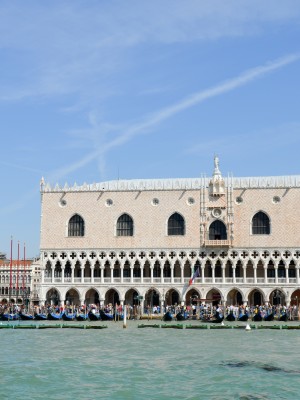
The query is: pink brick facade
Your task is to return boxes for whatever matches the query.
[38,161,300,308]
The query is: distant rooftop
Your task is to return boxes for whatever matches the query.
[0,259,33,268]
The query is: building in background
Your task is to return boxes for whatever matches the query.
[0,256,34,306]
[38,158,300,310]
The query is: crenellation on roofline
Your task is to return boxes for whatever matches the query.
[40,175,300,193]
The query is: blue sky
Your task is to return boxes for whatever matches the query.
[1,1,300,258]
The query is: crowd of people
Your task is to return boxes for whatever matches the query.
[1,302,299,321]
[153,302,300,320]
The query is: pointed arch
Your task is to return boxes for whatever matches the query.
[65,287,81,305]
[45,287,61,305]
[144,287,160,307]
[226,287,244,305]
[165,287,181,305]
[116,213,134,236]
[247,287,266,306]
[68,214,85,237]
[205,287,224,306]
[84,287,100,305]
[268,288,286,306]
[209,220,227,240]
[168,212,185,236]
[252,211,270,235]
[124,287,141,306]
[105,287,121,305]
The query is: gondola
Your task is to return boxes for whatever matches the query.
[226,313,236,321]
[34,313,47,320]
[76,313,88,321]
[162,311,173,321]
[0,313,19,321]
[202,316,224,323]
[47,312,62,321]
[252,312,262,322]
[264,313,274,322]
[88,311,100,321]
[201,312,224,323]
[176,312,187,321]
[19,312,34,320]
[238,314,249,322]
[279,313,288,322]
[62,312,75,321]
[99,310,114,321]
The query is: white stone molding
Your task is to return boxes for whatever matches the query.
[41,174,300,193]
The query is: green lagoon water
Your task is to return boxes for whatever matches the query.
[1,320,300,400]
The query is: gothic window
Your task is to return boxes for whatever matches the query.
[168,213,185,236]
[153,262,161,277]
[252,212,270,235]
[68,214,85,237]
[209,220,227,240]
[289,268,296,278]
[116,214,133,236]
[267,262,275,278]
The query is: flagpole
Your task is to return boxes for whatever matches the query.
[17,241,19,299]
[22,243,25,293]
[24,243,26,307]
[9,236,13,306]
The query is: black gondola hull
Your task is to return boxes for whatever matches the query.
[226,314,236,321]
[19,313,34,320]
[163,312,173,321]
[62,313,75,321]
[88,312,100,321]
[264,314,274,321]
[47,313,62,321]
[99,310,114,321]
[34,313,47,320]
[176,312,187,321]
[252,313,262,321]
[202,318,224,324]
[76,315,88,321]
[279,314,288,321]
[238,315,249,322]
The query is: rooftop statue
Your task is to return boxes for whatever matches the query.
[214,155,221,175]
[210,155,225,195]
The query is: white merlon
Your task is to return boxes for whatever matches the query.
[41,175,300,193]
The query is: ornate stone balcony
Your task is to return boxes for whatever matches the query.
[42,275,299,286]
[204,240,230,247]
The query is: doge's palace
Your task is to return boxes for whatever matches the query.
[38,158,300,310]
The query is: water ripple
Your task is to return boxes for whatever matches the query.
[1,322,300,399]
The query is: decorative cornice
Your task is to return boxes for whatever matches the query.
[41,175,300,193]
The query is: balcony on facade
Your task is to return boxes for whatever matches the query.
[42,266,300,286]
[203,240,230,247]
[42,248,300,289]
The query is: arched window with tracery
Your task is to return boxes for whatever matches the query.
[68,214,85,237]
[209,220,227,240]
[116,214,133,236]
[252,211,270,235]
[168,213,185,236]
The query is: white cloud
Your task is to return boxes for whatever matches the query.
[0,161,43,174]
[48,53,300,182]
[185,122,300,156]
[0,1,300,103]
[1,1,300,48]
